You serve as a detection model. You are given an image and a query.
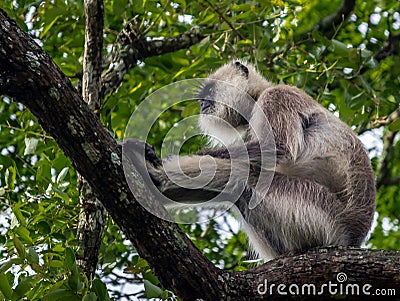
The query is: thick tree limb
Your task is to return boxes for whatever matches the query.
[224,247,400,300]
[101,22,205,99]
[0,9,399,300]
[76,0,107,280]
[0,9,220,300]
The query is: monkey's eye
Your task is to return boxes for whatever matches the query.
[233,61,249,79]
[200,99,213,112]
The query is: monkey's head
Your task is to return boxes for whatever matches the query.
[197,60,271,146]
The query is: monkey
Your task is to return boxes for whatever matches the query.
[123,60,376,261]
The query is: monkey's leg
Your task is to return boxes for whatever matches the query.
[235,173,355,260]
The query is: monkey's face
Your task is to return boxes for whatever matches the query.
[197,61,255,146]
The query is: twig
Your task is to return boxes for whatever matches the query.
[357,109,400,135]
[201,0,246,40]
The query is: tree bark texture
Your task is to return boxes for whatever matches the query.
[82,0,104,111]
[76,0,107,280]
[100,21,205,99]
[0,9,399,301]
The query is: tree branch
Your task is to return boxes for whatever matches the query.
[224,247,400,299]
[76,0,107,280]
[82,0,104,111]
[377,131,399,188]
[374,33,400,62]
[1,9,399,300]
[100,21,205,99]
[356,109,400,135]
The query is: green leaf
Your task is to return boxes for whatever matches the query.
[143,271,159,285]
[171,56,190,66]
[14,276,36,298]
[36,221,51,235]
[13,237,26,259]
[311,30,330,44]
[49,260,64,268]
[198,36,210,48]
[24,137,39,155]
[40,16,60,39]
[144,279,163,298]
[12,204,27,226]
[83,292,98,301]
[43,289,81,301]
[65,248,77,273]
[0,272,13,300]
[26,248,40,265]
[331,39,352,56]
[198,13,217,25]
[65,248,80,292]
[91,279,111,301]
[36,160,51,187]
[360,48,373,58]
[52,187,70,202]
[388,118,400,131]
[365,57,378,69]
[5,166,16,190]
[0,258,24,274]
[113,0,129,16]
[13,226,33,245]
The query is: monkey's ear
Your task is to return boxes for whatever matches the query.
[233,61,249,79]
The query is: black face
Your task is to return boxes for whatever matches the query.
[197,81,216,114]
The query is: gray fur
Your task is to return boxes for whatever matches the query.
[149,60,376,261]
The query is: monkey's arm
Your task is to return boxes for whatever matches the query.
[122,138,252,203]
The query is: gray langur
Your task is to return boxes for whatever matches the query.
[126,60,376,261]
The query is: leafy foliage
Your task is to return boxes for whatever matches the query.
[1,0,399,300]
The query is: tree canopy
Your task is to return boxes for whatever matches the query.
[0,0,399,300]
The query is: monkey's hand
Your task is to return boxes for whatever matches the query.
[121,138,166,188]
